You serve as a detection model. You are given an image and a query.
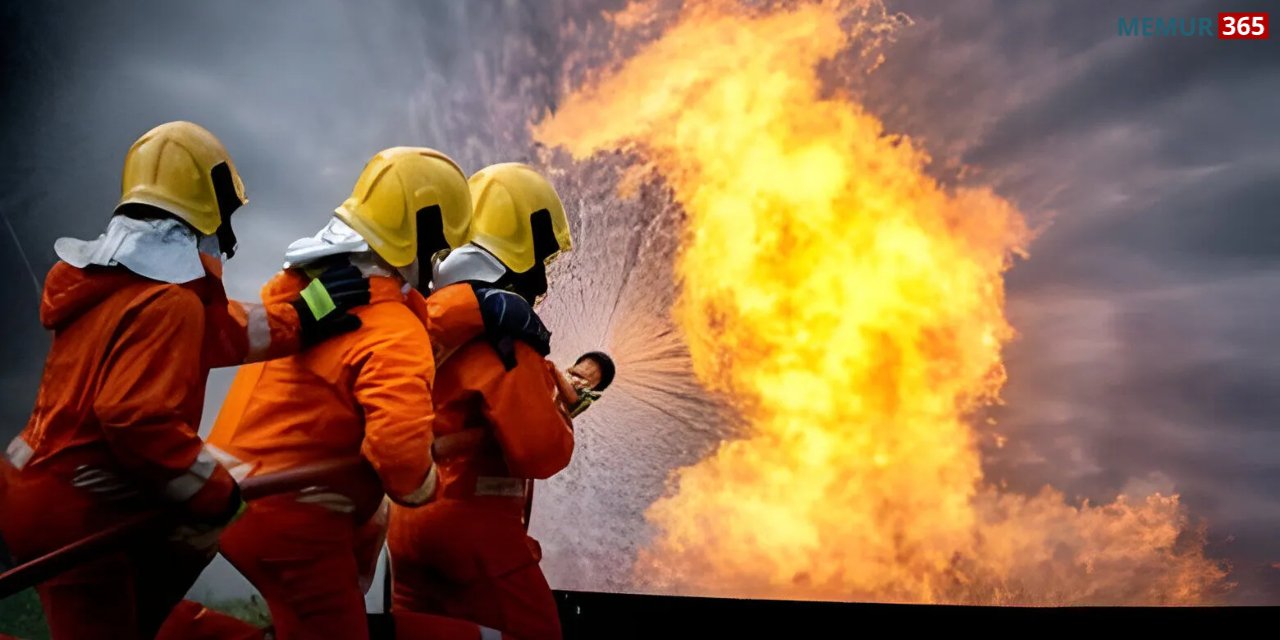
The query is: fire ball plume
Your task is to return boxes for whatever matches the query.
[535,0,1229,604]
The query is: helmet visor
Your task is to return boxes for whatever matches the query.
[212,162,242,259]
[530,208,562,269]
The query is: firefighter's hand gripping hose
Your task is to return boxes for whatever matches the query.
[292,263,372,346]
[168,483,249,552]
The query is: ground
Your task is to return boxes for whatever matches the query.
[0,590,48,640]
[0,591,270,639]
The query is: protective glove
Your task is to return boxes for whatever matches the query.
[170,483,247,553]
[292,263,371,347]
[473,286,551,370]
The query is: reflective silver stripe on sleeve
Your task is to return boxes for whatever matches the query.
[245,303,273,363]
[479,626,502,640]
[164,448,219,501]
[164,474,207,502]
[205,444,255,482]
[190,447,218,481]
[397,464,438,506]
[5,437,34,470]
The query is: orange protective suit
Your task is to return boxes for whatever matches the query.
[155,600,269,640]
[0,255,304,640]
[388,339,574,640]
[206,275,485,640]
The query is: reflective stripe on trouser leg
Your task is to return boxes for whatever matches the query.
[474,476,526,498]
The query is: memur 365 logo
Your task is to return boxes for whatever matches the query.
[1218,13,1268,39]
[1117,13,1270,39]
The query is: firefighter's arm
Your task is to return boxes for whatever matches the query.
[418,284,552,367]
[203,269,305,367]
[549,364,581,410]
[479,342,575,479]
[353,318,439,506]
[418,284,485,364]
[94,287,239,522]
[206,266,370,368]
[431,429,490,461]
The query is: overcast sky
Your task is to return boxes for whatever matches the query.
[1,0,1277,603]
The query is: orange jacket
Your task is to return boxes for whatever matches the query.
[5,255,300,520]
[208,275,484,511]
[202,257,306,367]
[427,338,575,514]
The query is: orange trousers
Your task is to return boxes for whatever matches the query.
[219,496,369,640]
[388,501,561,640]
[155,600,269,640]
[0,460,211,640]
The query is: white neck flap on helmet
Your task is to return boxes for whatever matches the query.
[54,216,206,284]
[283,216,419,288]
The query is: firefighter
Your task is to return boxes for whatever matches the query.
[202,149,550,640]
[0,121,369,640]
[388,163,575,640]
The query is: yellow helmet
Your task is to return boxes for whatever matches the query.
[115,121,247,236]
[468,163,572,273]
[334,147,471,268]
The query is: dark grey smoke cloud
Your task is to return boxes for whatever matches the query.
[1,0,1277,603]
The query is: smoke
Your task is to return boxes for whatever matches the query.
[1,0,1277,602]
[533,0,1230,604]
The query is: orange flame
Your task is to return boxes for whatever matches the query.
[535,0,1229,604]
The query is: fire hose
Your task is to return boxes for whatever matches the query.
[0,457,369,599]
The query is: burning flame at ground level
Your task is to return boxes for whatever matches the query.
[535,0,1230,604]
